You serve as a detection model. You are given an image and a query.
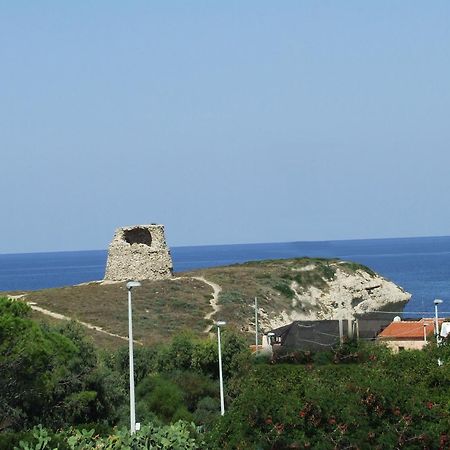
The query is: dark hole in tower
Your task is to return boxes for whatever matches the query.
[124,228,152,246]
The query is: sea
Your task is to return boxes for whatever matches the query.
[1,236,450,318]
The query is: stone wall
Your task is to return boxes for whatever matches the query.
[104,224,173,281]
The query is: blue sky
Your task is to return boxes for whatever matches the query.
[1,1,450,253]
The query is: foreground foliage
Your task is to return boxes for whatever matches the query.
[9,422,201,450]
[0,298,125,431]
[3,296,450,449]
[208,342,450,449]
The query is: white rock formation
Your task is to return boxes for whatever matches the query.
[259,265,411,331]
[104,225,173,281]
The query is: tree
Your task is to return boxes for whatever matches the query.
[0,298,123,430]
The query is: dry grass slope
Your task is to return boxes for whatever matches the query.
[4,258,391,349]
[25,278,212,347]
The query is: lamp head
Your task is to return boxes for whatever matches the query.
[434,299,443,305]
[127,281,142,290]
[216,320,226,327]
[267,332,275,337]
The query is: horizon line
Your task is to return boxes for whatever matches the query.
[1,233,450,257]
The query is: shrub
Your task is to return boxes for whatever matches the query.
[9,422,203,450]
[136,374,191,423]
[272,282,294,298]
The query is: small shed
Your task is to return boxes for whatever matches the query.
[265,318,391,352]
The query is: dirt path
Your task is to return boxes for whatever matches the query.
[191,276,222,333]
[8,295,142,345]
[171,276,222,332]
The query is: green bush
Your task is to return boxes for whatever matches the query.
[136,374,191,423]
[318,262,336,281]
[272,282,294,298]
[193,397,220,427]
[171,370,218,412]
[207,345,450,449]
[8,422,203,450]
[341,262,376,276]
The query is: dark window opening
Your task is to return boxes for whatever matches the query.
[124,228,152,246]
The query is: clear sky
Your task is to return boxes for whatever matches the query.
[1,1,450,253]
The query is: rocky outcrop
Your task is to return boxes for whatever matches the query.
[104,225,173,281]
[259,263,411,331]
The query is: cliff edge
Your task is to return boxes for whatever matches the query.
[185,258,411,334]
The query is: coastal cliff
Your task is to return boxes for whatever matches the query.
[257,263,411,331]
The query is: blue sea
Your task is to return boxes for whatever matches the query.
[1,236,450,318]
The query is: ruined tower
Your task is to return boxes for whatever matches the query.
[104,224,173,281]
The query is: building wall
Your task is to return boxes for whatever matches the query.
[380,339,428,353]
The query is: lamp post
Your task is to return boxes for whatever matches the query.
[434,299,443,345]
[216,320,226,416]
[253,297,258,352]
[126,280,141,434]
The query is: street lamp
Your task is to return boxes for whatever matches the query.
[254,297,258,352]
[216,320,226,416]
[127,280,141,434]
[434,299,443,345]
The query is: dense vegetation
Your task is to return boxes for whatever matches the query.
[2,296,450,449]
[209,346,450,449]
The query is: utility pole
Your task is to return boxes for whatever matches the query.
[347,318,353,339]
[254,297,258,352]
[338,318,344,345]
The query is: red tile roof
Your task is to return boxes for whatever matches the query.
[378,318,443,340]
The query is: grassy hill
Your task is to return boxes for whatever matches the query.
[23,277,212,348]
[3,258,406,349]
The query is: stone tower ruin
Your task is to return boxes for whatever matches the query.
[104,224,173,281]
